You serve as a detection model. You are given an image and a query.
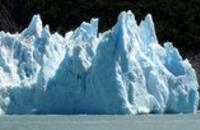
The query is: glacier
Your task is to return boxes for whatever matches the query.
[0,11,199,115]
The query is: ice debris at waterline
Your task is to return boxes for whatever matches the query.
[0,11,199,115]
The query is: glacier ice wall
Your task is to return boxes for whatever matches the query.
[0,11,199,115]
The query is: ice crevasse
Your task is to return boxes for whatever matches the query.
[0,11,199,115]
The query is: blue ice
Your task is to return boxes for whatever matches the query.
[0,11,199,115]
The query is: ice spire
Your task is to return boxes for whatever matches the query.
[21,15,43,38]
[139,14,158,46]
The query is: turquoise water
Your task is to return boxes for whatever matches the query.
[0,113,199,130]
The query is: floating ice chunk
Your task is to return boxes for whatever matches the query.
[0,11,198,115]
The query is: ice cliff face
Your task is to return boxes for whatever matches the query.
[0,11,199,115]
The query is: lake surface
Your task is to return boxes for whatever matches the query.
[0,113,199,130]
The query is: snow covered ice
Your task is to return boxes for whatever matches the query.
[0,11,199,115]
